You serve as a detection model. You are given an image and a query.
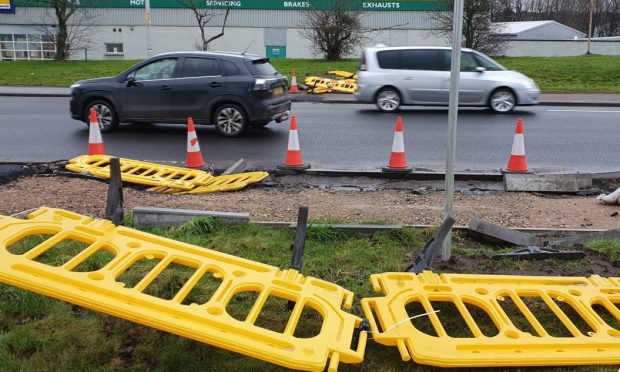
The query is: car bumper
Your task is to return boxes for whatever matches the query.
[354,84,377,103]
[516,88,541,105]
[253,99,291,123]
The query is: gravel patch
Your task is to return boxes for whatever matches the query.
[1,174,619,229]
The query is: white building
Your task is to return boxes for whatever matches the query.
[1,1,618,61]
[492,20,587,40]
[0,0,448,61]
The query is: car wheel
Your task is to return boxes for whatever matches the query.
[489,89,516,113]
[252,120,271,128]
[376,88,401,112]
[85,100,119,132]
[214,104,248,137]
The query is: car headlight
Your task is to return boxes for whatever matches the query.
[523,80,537,90]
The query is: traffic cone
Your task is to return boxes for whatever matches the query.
[87,108,106,155]
[505,118,529,173]
[277,115,310,171]
[382,117,412,173]
[185,117,206,168]
[289,71,299,93]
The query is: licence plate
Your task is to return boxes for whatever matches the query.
[273,87,284,96]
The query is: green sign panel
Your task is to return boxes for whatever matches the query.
[15,0,443,11]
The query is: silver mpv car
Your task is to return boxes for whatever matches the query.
[355,46,540,113]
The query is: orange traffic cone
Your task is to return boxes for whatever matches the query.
[383,116,412,173]
[277,115,310,171]
[505,117,529,173]
[289,71,299,93]
[87,108,106,155]
[185,117,206,168]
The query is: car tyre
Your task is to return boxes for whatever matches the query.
[489,88,516,113]
[85,100,119,132]
[214,104,248,137]
[376,87,401,112]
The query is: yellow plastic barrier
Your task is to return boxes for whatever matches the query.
[147,171,269,194]
[304,77,356,94]
[0,208,366,371]
[66,155,213,190]
[66,155,269,194]
[327,70,357,80]
[362,270,620,368]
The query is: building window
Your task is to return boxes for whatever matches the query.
[104,43,124,55]
[0,33,57,61]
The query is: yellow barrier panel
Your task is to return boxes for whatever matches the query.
[66,155,213,190]
[146,171,269,194]
[327,70,357,80]
[362,271,620,368]
[304,77,356,94]
[66,155,269,194]
[0,208,366,371]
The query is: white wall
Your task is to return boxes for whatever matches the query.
[505,40,620,57]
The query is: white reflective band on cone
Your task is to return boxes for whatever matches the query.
[510,133,525,156]
[187,132,200,152]
[287,130,300,151]
[89,124,103,143]
[391,132,405,152]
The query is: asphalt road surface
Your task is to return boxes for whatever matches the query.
[1,97,619,173]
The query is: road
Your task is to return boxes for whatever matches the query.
[1,97,619,172]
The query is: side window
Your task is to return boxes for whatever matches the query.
[181,57,221,78]
[438,51,483,72]
[460,52,479,72]
[376,50,400,69]
[221,60,241,76]
[401,49,443,71]
[131,58,177,81]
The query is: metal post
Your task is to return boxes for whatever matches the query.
[441,0,464,261]
[587,0,594,55]
[145,0,153,58]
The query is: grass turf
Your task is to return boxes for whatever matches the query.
[1,55,619,93]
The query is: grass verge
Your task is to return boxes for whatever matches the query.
[1,55,619,93]
[0,219,619,371]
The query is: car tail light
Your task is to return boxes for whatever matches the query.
[254,78,269,91]
[360,52,367,71]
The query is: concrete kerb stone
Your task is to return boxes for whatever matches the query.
[467,218,540,246]
[504,173,593,192]
[132,206,249,228]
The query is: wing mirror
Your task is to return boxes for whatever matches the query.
[126,76,137,86]
[475,67,487,73]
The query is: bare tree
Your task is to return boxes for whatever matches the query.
[299,0,407,60]
[27,0,96,60]
[299,0,364,60]
[430,0,508,55]
[178,0,231,51]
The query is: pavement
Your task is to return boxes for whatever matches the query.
[1,85,620,106]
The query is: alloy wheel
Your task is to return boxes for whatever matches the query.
[490,90,516,113]
[376,89,400,112]
[216,107,245,136]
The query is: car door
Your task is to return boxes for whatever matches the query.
[172,57,224,121]
[438,51,490,105]
[399,49,448,104]
[120,57,178,121]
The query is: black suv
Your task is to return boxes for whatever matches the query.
[70,51,291,137]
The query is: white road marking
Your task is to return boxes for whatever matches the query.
[547,109,620,113]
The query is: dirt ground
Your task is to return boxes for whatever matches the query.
[1,173,619,230]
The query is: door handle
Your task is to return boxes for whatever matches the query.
[209,82,222,88]
[160,85,171,91]
[404,77,414,80]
